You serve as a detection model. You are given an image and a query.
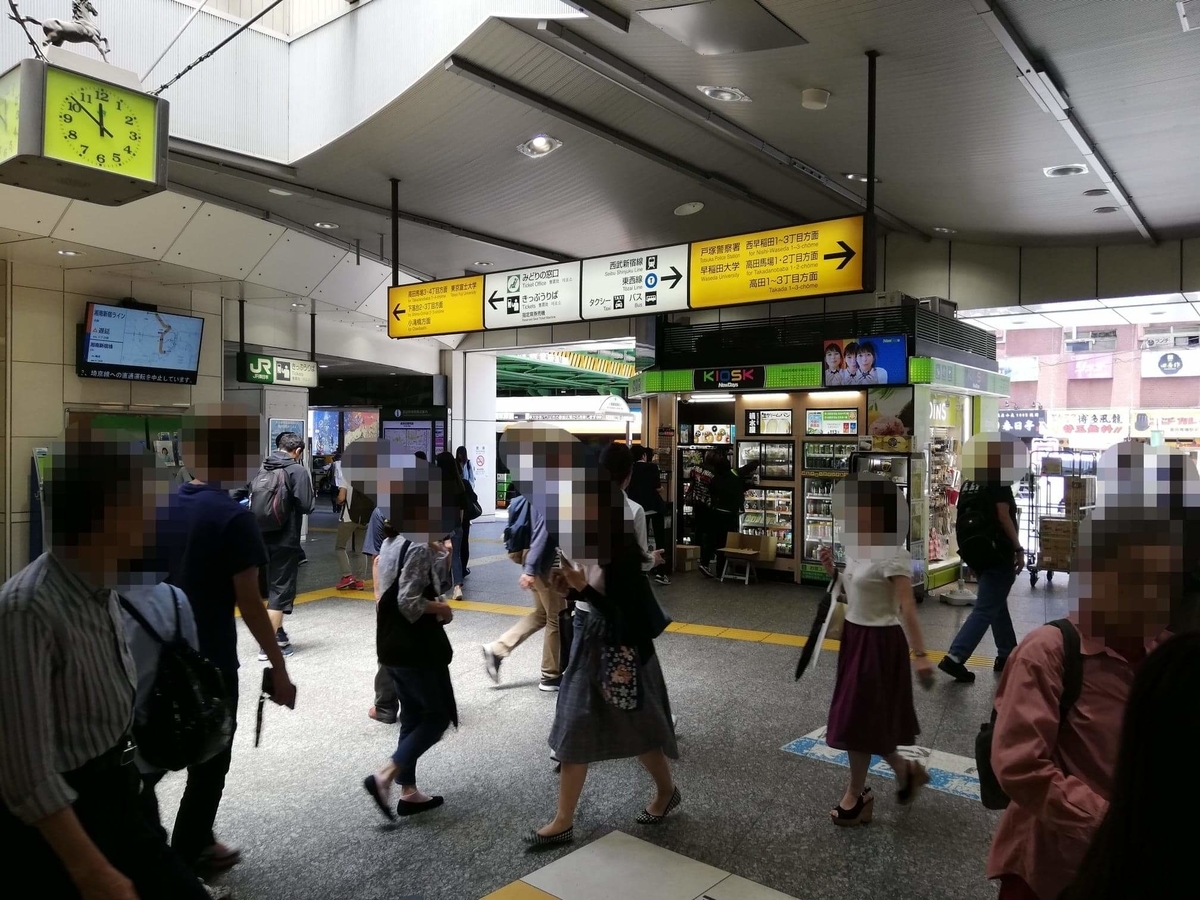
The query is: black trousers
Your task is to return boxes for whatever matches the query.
[387,666,455,785]
[0,744,208,899]
[144,668,238,866]
[374,664,398,717]
[700,509,738,569]
[460,517,471,571]
[264,544,302,613]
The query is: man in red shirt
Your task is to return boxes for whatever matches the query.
[986,508,1181,900]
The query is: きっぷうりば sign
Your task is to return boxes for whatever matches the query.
[386,215,869,338]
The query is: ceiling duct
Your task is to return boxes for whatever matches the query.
[638,0,807,56]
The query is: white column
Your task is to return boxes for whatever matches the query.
[463,353,498,516]
[443,349,466,452]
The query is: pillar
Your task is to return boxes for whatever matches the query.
[463,353,497,516]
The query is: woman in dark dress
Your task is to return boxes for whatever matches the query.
[527,443,679,847]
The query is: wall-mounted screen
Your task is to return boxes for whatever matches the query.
[822,333,907,387]
[77,302,204,384]
[806,408,859,436]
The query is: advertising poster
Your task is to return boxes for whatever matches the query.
[806,408,858,436]
[823,334,907,387]
[310,410,340,456]
[746,409,793,435]
[343,410,380,447]
[269,418,305,455]
[153,440,175,468]
[865,387,915,451]
[691,424,734,445]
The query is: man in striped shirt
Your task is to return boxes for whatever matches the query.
[0,427,208,899]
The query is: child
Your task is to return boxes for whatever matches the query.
[842,341,862,384]
[824,343,845,386]
[819,476,934,826]
[857,341,888,384]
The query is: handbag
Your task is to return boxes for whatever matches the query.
[824,594,848,642]
[599,644,640,710]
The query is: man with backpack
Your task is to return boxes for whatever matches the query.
[939,439,1025,683]
[481,489,566,692]
[251,431,316,659]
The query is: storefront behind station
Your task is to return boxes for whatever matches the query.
[632,324,1010,594]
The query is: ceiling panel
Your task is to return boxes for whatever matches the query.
[1098,292,1186,308]
[164,203,287,280]
[247,229,347,296]
[0,236,146,269]
[971,313,1057,330]
[311,254,393,310]
[0,185,72,236]
[1021,299,1105,313]
[1116,303,1199,325]
[52,192,202,261]
[1041,308,1130,328]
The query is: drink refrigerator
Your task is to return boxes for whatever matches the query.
[741,487,794,558]
[800,440,854,580]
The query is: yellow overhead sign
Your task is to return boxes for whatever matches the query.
[388,276,485,338]
[689,215,865,309]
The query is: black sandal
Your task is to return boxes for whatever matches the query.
[830,791,874,827]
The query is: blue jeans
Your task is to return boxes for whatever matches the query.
[387,666,452,785]
[948,566,1018,662]
[451,525,465,587]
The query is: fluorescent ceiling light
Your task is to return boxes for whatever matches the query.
[1043,163,1089,178]
[57,249,84,256]
[314,221,339,229]
[932,226,956,234]
[697,85,751,102]
[518,134,562,158]
[815,391,863,401]
[843,173,880,183]
[268,188,293,197]
[687,393,734,402]
[747,393,792,401]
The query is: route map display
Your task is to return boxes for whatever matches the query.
[78,302,204,384]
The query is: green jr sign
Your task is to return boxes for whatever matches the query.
[237,352,319,388]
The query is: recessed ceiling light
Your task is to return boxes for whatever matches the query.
[318,364,329,368]
[1043,163,1089,178]
[843,173,880,183]
[801,88,830,110]
[1011,320,1025,325]
[473,261,493,267]
[518,134,562,159]
[932,226,957,234]
[57,249,84,257]
[697,85,751,103]
[1083,188,1110,197]
[389,372,397,376]
[314,221,339,229]
[1150,310,1166,316]
[291,302,304,308]
[674,201,705,216]
[268,188,294,197]
[1093,206,1121,214]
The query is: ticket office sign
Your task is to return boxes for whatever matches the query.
[484,262,582,329]
[689,215,865,309]
[389,276,484,338]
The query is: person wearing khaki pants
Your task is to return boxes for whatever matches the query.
[482,502,565,691]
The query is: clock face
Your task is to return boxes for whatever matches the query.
[0,66,19,165]
[42,67,158,183]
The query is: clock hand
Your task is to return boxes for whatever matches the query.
[70,94,103,130]
[97,102,113,139]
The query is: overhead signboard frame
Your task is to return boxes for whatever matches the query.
[388,213,874,339]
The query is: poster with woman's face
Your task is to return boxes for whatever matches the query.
[823,334,907,387]
[866,387,915,451]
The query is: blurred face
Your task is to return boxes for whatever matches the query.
[1076,536,1178,642]
[962,432,1028,484]
[833,472,907,561]
[342,439,459,542]
[182,404,260,488]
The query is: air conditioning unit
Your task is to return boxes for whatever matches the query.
[874,291,917,309]
[1179,1,1199,32]
[919,296,959,318]
[1065,338,1094,353]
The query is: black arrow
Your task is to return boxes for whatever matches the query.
[488,290,503,310]
[823,240,857,270]
[663,266,683,289]
[392,306,404,321]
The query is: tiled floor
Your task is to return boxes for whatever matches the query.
[483,833,798,900]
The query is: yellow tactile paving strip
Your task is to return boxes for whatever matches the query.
[480,883,559,900]
[262,585,997,669]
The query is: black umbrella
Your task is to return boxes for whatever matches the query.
[795,573,839,680]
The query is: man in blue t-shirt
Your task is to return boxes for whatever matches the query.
[152,409,298,874]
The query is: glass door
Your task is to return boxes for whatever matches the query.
[742,487,793,558]
[760,441,795,480]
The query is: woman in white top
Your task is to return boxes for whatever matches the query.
[819,476,934,827]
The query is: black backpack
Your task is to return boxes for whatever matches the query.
[975,619,1082,810]
[119,589,234,771]
[956,481,1008,571]
[346,487,375,527]
[249,466,291,532]
[504,495,532,555]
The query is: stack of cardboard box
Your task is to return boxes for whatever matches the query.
[1038,516,1078,571]
[676,543,700,573]
[1063,476,1096,519]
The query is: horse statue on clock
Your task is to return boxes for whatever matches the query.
[8,0,111,62]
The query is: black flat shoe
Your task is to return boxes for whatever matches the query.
[525,826,574,848]
[637,785,682,824]
[937,656,976,684]
[362,775,395,822]
[396,795,444,817]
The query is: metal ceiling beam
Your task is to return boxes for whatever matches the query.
[444,56,806,224]
[532,20,926,240]
[966,0,1156,244]
[561,0,628,33]
[167,139,568,265]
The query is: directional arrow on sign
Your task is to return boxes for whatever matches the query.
[392,306,405,321]
[823,240,857,270]
[488,290,503,311]
[663,266,683,289]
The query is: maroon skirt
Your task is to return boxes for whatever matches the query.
[826,621,919,755]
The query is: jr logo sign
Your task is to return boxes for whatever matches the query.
[693,366,763,390]
[243,353,274,384]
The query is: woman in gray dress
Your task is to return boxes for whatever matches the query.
[527,443,680,847]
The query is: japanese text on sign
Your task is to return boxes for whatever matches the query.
[389,276,484,338]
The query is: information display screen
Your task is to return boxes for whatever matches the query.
[806,408,859,436]
[78,302,203,384]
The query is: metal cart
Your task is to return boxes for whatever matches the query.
[1021,448,1099,587]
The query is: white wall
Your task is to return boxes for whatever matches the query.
[462,352,497,516]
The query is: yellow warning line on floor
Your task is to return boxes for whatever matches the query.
[275,588,996,668]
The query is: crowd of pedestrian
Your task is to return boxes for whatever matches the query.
[0,410,1192,900]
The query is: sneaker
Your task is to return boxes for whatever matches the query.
[275,627,290,649]
[194,842,241,874]
[539,676,562,692]
[937,655,976,683]
[258,643,294,662]
[451,585,464,600]
[994,656,1008,674]
[699,565,714,579]
[481,645,502,683]
[354,580,366,591]
[336,575,357,590]
[654,574,672,585]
